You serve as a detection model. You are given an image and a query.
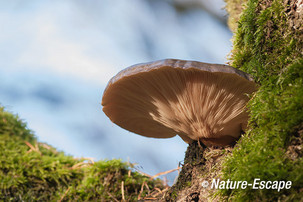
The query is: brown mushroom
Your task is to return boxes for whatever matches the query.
[101,59,257,146]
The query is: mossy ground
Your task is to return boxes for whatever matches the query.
[219,0,303,201]
[0,106,165,201]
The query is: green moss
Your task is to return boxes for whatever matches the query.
[66,160,163,201]
[220,0,303,201]
[170,190,178,201]
[0,106,164,201]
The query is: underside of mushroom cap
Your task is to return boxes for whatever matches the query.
[102,59,257,146]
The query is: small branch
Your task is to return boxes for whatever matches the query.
[121,181,125,201]
[151,187,169,198]
[107,192,119,202]
[150,167,181,180]
[136,170,153,178]
[59,187,70,202]
[71,162,92,169]
[138,181,147,200]
[25,141,41,155]
[74,157,95,164]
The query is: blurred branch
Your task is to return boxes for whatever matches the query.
[171,0,228,24]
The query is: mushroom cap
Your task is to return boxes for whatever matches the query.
[102,59,257,146]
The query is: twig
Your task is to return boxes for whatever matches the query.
[151,187,169,198]
[150,167,181,180]
[144,197,157,200]
[71,157,95,169]
[107,192,119,202]
[164,177,169,187]
[59,187,70,202]
[39,143,58,154]
[25,141,41,155]
[136,170,153,178]
[144,182,150,192]
[138,181,146,200]
[121,181,125,201]
[71,162,92,169]
[74,157,95,164]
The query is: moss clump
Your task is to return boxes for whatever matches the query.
[65,160,164,201]
[0,106,83,201]
[0,106,164,201]
[220,0,303,201]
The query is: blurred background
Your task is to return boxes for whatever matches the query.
[0,0,232,184]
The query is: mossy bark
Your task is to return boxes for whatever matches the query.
[162,0,303,201]
[163,141,205,201]
[162,142,232,201]
[221,0,303,201]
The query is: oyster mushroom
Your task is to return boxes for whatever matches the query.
[102,59,257,146]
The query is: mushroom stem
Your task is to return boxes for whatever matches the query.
[197,140,206,150]
[163,141,233,201]
[184,141,206,166]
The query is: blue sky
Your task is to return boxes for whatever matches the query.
[0,0,232,183]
